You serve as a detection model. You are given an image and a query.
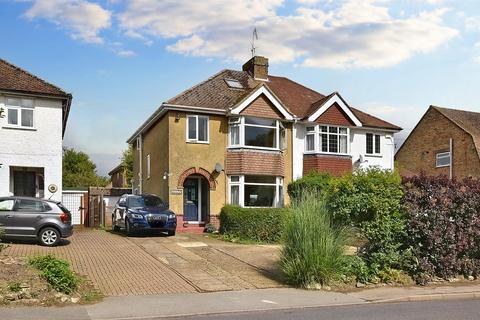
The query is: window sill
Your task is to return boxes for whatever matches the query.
[365,154,383,158]
[186,140,210,145]
[228,146,281,152]
[2,125,37,131]
[436,165,450,168]
[304,151,351,157]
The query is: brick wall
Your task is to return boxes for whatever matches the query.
[240,94,283,119]
[315,102,355,126]
[303,154,352,176]
[395,108,480,178]
[226,150,285,176]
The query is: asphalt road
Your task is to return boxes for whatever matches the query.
[169,299,480,320]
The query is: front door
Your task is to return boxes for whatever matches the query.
[183,178,199,222]
[14,171,36,197]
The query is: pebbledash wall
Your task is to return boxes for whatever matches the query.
[0,94,63,201]
[292,124,395,179]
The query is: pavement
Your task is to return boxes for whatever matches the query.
[1,285,480,320]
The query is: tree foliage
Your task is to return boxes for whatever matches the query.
[62,148,109,188]
[121,145,134,187]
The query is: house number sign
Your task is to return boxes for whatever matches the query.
[170,189,182,195]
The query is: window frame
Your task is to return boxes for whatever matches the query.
[146,154,151,179]
[4,96,35,129]
[366,133,381,156]
[228,116,284,151]
[436,151,451,168]
[186,114,209,144]
[304,125,349,155]
[228,175,284,208]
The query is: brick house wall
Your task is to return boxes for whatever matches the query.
[315,102,355,126]
[240,94,283,119]
[225,150,285,176]
[395,108,480,178]
[303,154,352,176]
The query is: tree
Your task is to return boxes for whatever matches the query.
[63,148,109,188]
[121,145,134,187]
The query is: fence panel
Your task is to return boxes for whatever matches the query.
[62,191,88,225]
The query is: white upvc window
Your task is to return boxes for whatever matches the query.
[304,125,349,155]
[366,133,381,155]
[436,152,451,168]
[228,116,286,151]
[228,175,283,208]
[5,97,34,129]
[186,115,209,143]
[146,154,151,178]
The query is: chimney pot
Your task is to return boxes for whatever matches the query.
[242,56,268,80]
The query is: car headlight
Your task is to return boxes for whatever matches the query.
[168,213,176,219]
[131,213,144,219]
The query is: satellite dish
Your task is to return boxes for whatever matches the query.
[48,184,58,193]
[214,163,223,173]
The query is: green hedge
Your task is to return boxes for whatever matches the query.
[219,205,291,243]
[287,171,331,202]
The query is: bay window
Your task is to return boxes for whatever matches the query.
[6,97,34,128]
[186,115,209,143]
[228,175,283,207]
[305,125,349,154]
[228,116,286,150]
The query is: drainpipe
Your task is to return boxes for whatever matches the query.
[138,134,143,194]
[449,138,453,180]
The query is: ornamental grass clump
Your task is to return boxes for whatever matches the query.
[280,192,348,287]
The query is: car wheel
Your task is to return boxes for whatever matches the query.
[39,227,61,247]
[167,230,176,236]
[112,216,120,232]
[125,219,133,236]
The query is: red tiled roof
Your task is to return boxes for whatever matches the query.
[0,59,70,97]
[165,68,400,130]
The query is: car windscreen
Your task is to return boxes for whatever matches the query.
[128,196,164,208]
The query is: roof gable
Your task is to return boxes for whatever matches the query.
[239,93,284,120]
[315,102,356,126]
[307,92,362,127]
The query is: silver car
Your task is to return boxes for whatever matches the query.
[0,197,73,246]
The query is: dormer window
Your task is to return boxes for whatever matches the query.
[225,79,244,89]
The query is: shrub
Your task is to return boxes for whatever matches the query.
[28,255,79,294]
[287,171,331,202]
[403,174,480,283]
[325,168,406,280]
[219,205,291,243]
[280,192,348,287]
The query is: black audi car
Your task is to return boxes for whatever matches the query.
[112,194,177,236]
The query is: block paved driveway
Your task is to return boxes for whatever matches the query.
[2,229,283,296]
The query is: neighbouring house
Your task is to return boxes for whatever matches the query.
[0,59,72,201]
[108,164,128,188]
[127,56,401,229]
[396,106,480,178]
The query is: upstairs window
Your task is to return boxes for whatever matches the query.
[6,97,34,128]
[228,116,285,150]
[186,115,209,143]
[305,125,348,154]
[436,152,451,168]
[366,133,381,155]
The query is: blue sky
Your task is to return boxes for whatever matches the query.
[1,0,480,175]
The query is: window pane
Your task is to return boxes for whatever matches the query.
[17,199,44,212]
[245,117,276,126]
[366,133,373,154]
[244,185,275,207]
[436,153,450,167]
[6,98,20,106]
[8,109,18,125]
[230,176,240,182]
[339,135,347,153]
[321,134,328,152]
[245,126,276,148]
[198,116,208,141]
[375,135,381,154]
[230,125,239,145]
[320,126,327,132]
[0,200,15,211]
[21,109,34,127]
[339,128,347,134]
[245,175,276,184]
[306,126,315,132]
[329,134,338,153]
[230,185,240,205]
[279,185,284,207]
[306,134,315,151]
[21,99,34,108]
[329,126,338,133]
[188,116,196,140]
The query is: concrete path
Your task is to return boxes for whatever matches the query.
[2,285,480,320]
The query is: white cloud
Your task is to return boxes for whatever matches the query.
[24,0,112,43]
[117,0,458,68]
[116,50,136,57]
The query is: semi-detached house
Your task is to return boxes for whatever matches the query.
[0,59,72,201]
[128,56,401,230]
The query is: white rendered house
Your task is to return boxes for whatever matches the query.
[0,59,72,201]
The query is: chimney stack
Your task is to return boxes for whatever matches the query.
[242,56,269,81]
